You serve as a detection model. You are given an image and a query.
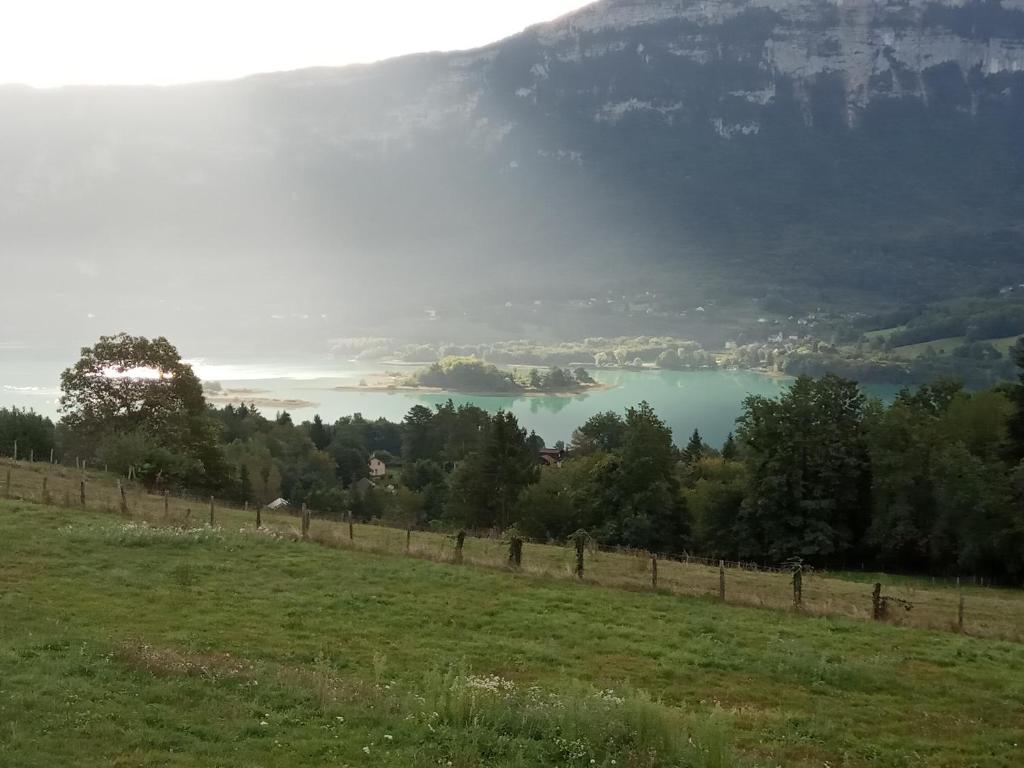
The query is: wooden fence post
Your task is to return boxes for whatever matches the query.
[958,593,965,633]
[49,448,54,465]
[12,440,17,461]
[792,567,803,609]
[651,554,658,590]
[80,479,86,508]
[871,583,883,620]
[29,449,34,464]
[719,560,726,601]
[118,480,129,516]
[348,512,354,541]
[575,537,585,579]
[209,496,215,527]
[406,528,411,553]
[454,530,465,564]
[508,535,523,568]
[256,504,262,529]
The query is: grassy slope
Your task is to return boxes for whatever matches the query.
[891,336,966,358]
[2,503,1024,767]
[4,459,1022,641]
[885,335,1018,360]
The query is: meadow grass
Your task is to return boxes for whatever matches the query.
[2,458,1022,642]
[2,501,1024,767]
[883,334,1019,360]
[889,335,965,358]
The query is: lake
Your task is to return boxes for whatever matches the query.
[2,352,910,447]
[236,368,799,447]
[1,355,807,447]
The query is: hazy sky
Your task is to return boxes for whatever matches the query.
[0,0,590,88]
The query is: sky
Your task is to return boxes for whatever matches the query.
[0,0,591,88]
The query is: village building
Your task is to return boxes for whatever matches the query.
[538,447,566,467]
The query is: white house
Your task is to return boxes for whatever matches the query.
[266,498,289,510]
[369,457,387,478]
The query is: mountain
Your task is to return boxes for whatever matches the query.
[3,0,1024,351]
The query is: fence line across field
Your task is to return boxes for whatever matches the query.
[0,449,796,574]
[0,451,1001,587]
[0,455,1013,641]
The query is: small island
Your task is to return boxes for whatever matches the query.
[202,382,319,410]
[337,356,607,396]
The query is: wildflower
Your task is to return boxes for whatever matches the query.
[384,734,393,741]
[596,689,624,704]
[259,721,268,727]
[363,746,370,754]
[465,674,515,693]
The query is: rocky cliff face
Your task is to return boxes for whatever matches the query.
[2,0,1023,337]
[531,0,1024,123]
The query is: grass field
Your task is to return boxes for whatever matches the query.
[891,336,965,358]
[884,334,1018,360]
[3,500,1024,767]
[2,458,1023,643]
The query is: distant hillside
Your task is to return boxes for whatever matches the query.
[3,0,1023,349]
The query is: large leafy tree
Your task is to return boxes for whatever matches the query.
[308,415,332,450]
[1007,338,1024,461]
[863,394,939,570]
[401,405,437,462]
[867,382,1017,575]
[431,399,489,463]
[561,402,689,553]
[684,457,746,559]
[735,375,871,566]
[447,410,539,529]
[59,333,225,486]
[570,410,626,454]
[613,401,689,552]
[0,407,55,459]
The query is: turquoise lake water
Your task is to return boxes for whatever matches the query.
[227,368,794,447]
[1,357,898,448]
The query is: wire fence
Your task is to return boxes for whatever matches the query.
[2,455,1022,642]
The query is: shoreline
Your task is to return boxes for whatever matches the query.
[333,381,616,398]
[206,394,319,409]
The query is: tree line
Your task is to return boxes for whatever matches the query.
[6,333,1024,582]
[412,356,596,393]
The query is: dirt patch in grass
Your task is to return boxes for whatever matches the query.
[115,643,257,681]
